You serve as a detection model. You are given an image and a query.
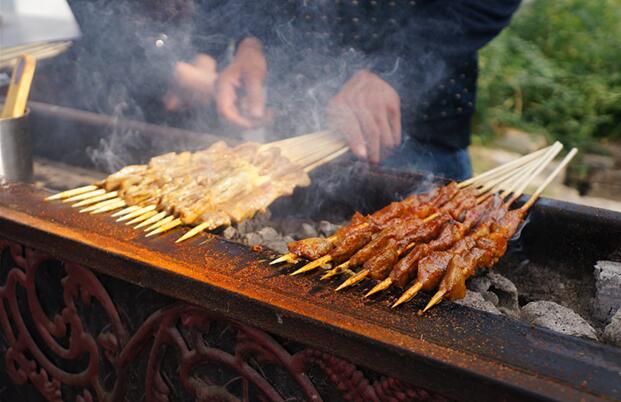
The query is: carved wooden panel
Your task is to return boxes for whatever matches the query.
[0,238,448,401]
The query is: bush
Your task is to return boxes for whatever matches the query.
[475,0,621,152]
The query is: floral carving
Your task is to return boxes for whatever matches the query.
[0,238,447,401]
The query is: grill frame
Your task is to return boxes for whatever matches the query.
[1,169,620,401]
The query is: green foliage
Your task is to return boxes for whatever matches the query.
[475,0,621,151]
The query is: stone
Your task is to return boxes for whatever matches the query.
[468,272,520,318]
[300,223,318,238]
[236,220,252,235]
[266,240,289,254]
[592,261,621,321]
[319,220,340,237]
[454,291,501,315]
[603,309,621,347]
[521,301,598,340]
[244,232,262,247]
[222,226,238,240]
[257,227,279,242]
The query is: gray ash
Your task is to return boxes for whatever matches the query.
[226,210,344,255]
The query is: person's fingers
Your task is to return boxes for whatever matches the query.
[217,70,253,128]
[193,54,217,74]
[329,105,367,159]
[376,111,394,150]
[388,102,402,147]
[244,70,265,119]
[357,110,381,164]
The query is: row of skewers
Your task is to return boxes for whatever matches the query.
[45,132,349,242]
[271,143,577,313]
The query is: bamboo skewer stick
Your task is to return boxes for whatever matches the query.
[111,205,140,217]
[145,218,182,237]
[63,189,107,203]
[79,198,122,213]
[145,215,174,232]
[116,205,157,222]
[134,211,167,229]
[45,185,99,201]
[71,191,118,207]
[126,210,158,226]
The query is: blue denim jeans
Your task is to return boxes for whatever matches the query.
[381,137,472,181]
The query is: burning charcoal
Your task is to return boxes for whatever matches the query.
[244,232,263,247]
[521,301,598,340]
[603,309,621,348]
[454,291,501,315]
[469,272,520,319]
[223,226,239,240]
[266,240,289,254]
[593,261,621,321]
[257,227,279,242]
[237,220,252,235]
[301,223,318,238]
[319,220,340,237]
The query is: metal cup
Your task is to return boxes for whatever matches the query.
[0,109,33,182]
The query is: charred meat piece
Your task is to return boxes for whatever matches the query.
[288,237,334,260]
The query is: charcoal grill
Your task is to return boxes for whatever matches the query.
[0,103,620,402]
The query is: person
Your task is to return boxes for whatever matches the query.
[183,0,522,181]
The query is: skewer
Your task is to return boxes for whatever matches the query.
[62,189,106,203]
[90,199,126,214]
[366,150,561,301]
[303,147,349,173]
[111,205,140,217]
[419,148,577,313]
[125,210,158,226]
[145,218,183,237]
[290,255,333,276]
[145,215,174,232]
[79,198,123,213]
[458,144,554,188]
[71,191,118,207]
[116,205,156,222]
[176,221,210,243]
[134,211,167,229]
[270,145,555,266]
[45,185,99,201]
[335,269,370,291]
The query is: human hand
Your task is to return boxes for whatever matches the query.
[164,54,218,111]
[216,37,269,128]
[327,70,401,164]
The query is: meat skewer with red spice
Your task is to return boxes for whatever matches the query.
[419,148,577,313]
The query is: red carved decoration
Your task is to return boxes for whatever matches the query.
[0,239,448,401]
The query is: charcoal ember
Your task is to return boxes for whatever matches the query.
[469,272,520,319]
[319,220,340,237]
[244,232,263,247]
[265,239,289,254]
[223,226,239,240]
[603,309,621,348]
[593,261,621,321]
[237,220,252,235]
[257,227,279,242]
[521,301,598,340]
[454,291,501,315]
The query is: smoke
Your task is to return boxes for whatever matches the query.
[36,0,457,185]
